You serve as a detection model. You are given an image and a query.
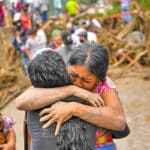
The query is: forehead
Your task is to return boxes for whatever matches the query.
[67,65,96,79]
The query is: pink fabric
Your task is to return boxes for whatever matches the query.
[21,16,30,30]
[0,3,5,26]
[93,77,116,148]
[93,77,116,95]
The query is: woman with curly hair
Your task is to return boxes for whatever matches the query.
[26,50,98,150]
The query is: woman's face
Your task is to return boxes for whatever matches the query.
[67,65,98,90]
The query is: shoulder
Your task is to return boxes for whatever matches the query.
[93,77,116,95]
[105,77,116,89]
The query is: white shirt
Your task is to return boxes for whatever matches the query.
[54,0,62,9]
[39,0,49,11]
[87,32,97,43]
[37,29,47,48]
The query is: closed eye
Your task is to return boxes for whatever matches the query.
[69,72,79,78]
[81,78,91,83]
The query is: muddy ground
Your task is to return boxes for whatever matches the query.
[1,67,150,150]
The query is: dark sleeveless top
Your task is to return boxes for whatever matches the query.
[27,107,97,150]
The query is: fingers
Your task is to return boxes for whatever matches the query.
[95,97,104,107]
[89,94,105,107]
[99,98,105,106]
[40,113,53,122]
[97,95,105,106]
[90,100,98,107]
[55,121,63,136]
[39,107,52,116]
[42,117,56,129]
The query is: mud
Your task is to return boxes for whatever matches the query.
[1,67,150,150]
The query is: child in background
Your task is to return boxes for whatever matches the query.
[12,29,29,75]
[20,37,29,75]
[0,113,16,150]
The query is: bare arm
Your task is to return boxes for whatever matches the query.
[40,89,126,135]
[73,89,125,131]
[15,86,74,110]
[15,85,103,111]
[6,128,16,148]
[0,128,16,150]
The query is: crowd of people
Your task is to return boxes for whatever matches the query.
[0,0,131,150]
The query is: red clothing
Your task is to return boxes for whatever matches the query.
[15,2,24,12]
[0,3,5,27]
[21,16,30,30]
[92,77,116,148]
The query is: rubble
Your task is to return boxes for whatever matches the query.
[0,8,149,108]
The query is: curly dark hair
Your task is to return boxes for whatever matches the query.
[27,50,96,150]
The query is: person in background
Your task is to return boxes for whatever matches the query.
[13,12,23,31]
[0,0,5,27]
[83,21,98,43]
[24,29,42,60]
[39,0,49,24]
[15,0,24,13]
[65,0,80,18]
[48,29,62,50]
[119,0,132,24]
[66,22,80,46]
[78,30,88,43]
[12,29,29,75]
[56,29,75,64]
[0,113,16,150]
[20,37,29,74]
[20,8,31,38]
[33,23,47,49]
[32,0,41,24]
[10,2,15,17]
[54,0,62,17]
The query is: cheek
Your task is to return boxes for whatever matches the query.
[75,80,97,90]
[84,82,97,90]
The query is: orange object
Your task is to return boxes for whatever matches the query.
[118,52,141,68]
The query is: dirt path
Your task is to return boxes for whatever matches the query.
[1,67,150,150]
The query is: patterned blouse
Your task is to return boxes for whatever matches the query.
[92,77,116,148]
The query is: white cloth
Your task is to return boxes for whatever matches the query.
[25,0,33,4]
[39,0,49,11]
[13,12,21,21]
[72,33,80,46]
[92,19,102,29]
[33,0,40,8]
[37,29,47,48]
[26,36,45,59]
[54,0,62,9]
[87,32,97,43]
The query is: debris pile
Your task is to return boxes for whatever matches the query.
[0,27,30,108]
[0,8,149,108]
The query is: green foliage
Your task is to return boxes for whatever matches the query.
[106,8,121,16]
[111,1,120,8]
[131,0,150,10]
[80,0,97,4]
[106,0,150,16]
[136,0,150,9]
